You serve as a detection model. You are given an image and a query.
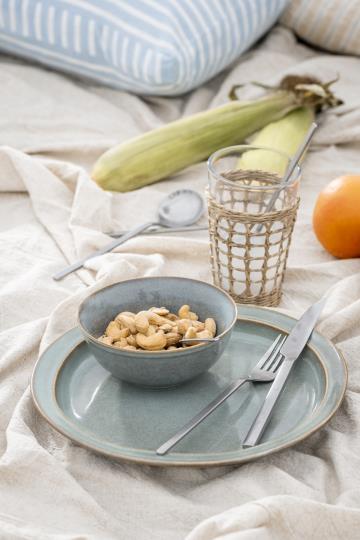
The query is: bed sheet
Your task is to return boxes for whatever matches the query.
[1,26,360,540]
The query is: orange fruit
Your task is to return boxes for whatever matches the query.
[313,175,360,258]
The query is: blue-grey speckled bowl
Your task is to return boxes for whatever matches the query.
[78,277,237,387]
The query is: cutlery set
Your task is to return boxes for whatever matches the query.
[157,296,326,455]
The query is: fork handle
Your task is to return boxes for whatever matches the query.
[156,378,249,456]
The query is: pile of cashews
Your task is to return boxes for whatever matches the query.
[97,305,217,352]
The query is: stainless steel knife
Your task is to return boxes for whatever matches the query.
[242,296,327,448]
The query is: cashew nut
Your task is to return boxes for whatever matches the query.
[99,303,216,351]
[150,307,170,316]
[99,335,113,345]
[147,312,175,326]
[205,318,216,337]
[105,321,123,340]
[184,327,197,339]
[166,332,181,346]
[159,323,173,333]
[134,312,149,334]
[136,331,167,351]
[196,330,212,339]
[178,304,198,321]
[116,311,135,319]
[146,324,157,336]
[192,320,205,331]
[178,304,190,319]
[127,335,137,347]
[117,315,137,334]
[113,338,129,348]
[177,319,192,335]
[119,327,130,338]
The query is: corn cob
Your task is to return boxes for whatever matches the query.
[92,76,342,192]
[92,92,297,192]
[237,107,315,175]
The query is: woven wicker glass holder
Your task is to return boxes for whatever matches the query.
[207,169,299,307]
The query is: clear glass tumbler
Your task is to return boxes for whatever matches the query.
[207,145,301,307]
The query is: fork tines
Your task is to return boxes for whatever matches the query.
[261,334,287,373]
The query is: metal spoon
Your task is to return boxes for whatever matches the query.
[52,189,204,281]
[107,225,208,238]
[180,337,220,344]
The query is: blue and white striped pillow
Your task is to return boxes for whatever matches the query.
[0,0,288,96]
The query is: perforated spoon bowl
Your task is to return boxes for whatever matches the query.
[53,189,204,281]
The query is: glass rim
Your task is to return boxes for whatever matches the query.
[207,145,301,191]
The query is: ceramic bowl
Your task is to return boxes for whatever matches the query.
[78,277,237,387]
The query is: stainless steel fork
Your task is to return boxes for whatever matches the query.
[156,333,287,456]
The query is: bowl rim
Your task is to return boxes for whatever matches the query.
[78,276,238,357]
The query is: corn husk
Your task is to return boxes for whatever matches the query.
[92,76,342,192]
[92,93,297,192]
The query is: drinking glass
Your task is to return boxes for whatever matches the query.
[207,145,300,306]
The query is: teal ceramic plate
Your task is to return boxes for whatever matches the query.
[31,306,347,467]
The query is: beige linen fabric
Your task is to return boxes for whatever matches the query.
[1,26,360,539]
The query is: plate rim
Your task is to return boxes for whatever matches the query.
[50,323,331,456]
[31,306,348,467]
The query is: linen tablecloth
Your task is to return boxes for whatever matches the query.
[1,26,360,539]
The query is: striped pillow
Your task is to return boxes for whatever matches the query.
[281,0,360,57]
[0,0,288,96]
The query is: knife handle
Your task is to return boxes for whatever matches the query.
[242,358,291,447]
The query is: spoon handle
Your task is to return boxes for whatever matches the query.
[180,337,220,344]
[52,221,156,281]
[107,225,208,238]
[255,123,317,234]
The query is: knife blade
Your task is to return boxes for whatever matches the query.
[242,296,327,448]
